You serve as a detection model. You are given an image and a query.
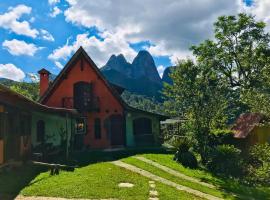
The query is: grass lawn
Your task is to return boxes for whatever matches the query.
[130,153,270,200]
[0,149,203,200]
[1,149,269,200]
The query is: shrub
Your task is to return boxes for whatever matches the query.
[209,129,234,146]
[175,151,198,169]
[207,144,243,177]
[246,143,270,186]
[174,139,198,169]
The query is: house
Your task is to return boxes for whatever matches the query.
[0,84,78,165]
[232,113,270,150]
[38,47,166,150]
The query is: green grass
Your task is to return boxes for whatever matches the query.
[137,153,270,200]
[0,151,202,200]
[122,156,227,199]
[1,149,269,200]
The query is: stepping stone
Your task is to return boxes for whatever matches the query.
[150,183,156,188]
[149,198,159,200]
[118,182,134,188]
[149,190,158,196]
[149,180,155,184]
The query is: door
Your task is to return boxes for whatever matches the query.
[110,115,125,146]
[5,114,20,161]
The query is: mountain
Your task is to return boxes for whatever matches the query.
[101,50,163,99]
[131,50,161,83]
[0,78,18,86]
[162,66,175,85]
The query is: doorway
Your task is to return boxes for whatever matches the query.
[110,114,125,146]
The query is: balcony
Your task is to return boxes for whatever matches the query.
[62,96,100,112]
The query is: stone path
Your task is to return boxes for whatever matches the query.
[15,195,118,200]
[148,181,159,200]
[112,160,223,200]
[135,156,216,189]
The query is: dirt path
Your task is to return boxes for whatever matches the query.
[134,156,216,189]
[112,160,223,200]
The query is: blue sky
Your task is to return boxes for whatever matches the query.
[0,0,263,82]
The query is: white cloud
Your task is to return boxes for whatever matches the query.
[2,39,41,56]
[0,63,25,81]
[157,65,165,78]
[55,61,64,69]
[50,6,62,17]
[48,31,137,67]
[64,0,245,65]
[48,0,60,5]
[0,4,39,38]
[40,29,55,41]
[27,73,39,82]
[246,0,270,30]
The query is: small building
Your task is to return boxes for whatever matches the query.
[0,84,78,165]
[232,113,270,150]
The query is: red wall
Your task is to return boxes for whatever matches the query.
[43,57,124,148]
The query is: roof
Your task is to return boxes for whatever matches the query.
[39,47,166,118]
[126,106,168,120]
[161,118,184,124]
[232,113,265,138]
[0,84,78,116]
[38,68,51,75]
[39,47,127,108]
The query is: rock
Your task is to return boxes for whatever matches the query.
[118,182,134,188]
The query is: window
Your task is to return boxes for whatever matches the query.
[94,118,101,139]
[76,118,86,134]
[37,120,45,143]
[133,117,152,135]
[73,81,92,112]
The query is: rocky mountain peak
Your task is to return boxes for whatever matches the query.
[131,50,161,83]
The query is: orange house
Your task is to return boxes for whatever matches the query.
[39,47,166,150]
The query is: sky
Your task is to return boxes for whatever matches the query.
[0,0,269,82]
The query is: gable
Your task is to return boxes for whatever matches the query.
[40,47,126,109]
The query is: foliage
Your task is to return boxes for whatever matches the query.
[10,82,39,101]
[191,13,270,118]
[191,13,270,90]
[174,151,198,169]
[173,138,198,169]
[121,90,164,114]
[246,143,270,186]
[163,59,228,162]
[209,129,234,146]
[207,145,243,177]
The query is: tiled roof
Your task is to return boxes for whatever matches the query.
[232,113,265,138]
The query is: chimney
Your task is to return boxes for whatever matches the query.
[38,68,51,97]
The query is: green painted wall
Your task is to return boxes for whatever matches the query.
[125,111,161,147]
[31,112,74,149]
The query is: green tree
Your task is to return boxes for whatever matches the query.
[163,60,228,162]
[192,13,270,89]
[191,13,270,117]
[10,82,39,101]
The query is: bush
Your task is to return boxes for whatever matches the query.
[207,144,243,177]
[174,139,198,169]
[209,129,234,146]
[175,151,198,169]
[246,143,270,186]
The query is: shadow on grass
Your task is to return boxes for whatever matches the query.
[218,179,270,200]
[0,164,46,200]
[69,147,172,167]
